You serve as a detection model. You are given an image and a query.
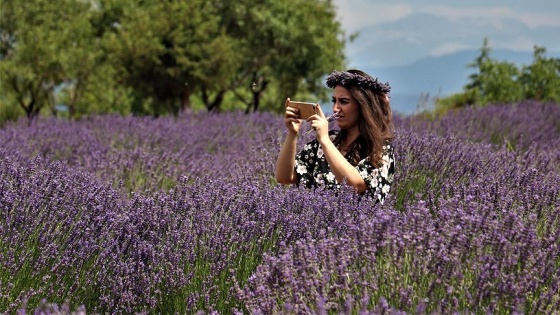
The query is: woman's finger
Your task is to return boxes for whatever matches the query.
[315,103,326,118]
[284,98,291,108]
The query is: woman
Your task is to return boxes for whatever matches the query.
[275,69,395,204]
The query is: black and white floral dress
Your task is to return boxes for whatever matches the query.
[294,130,395,204]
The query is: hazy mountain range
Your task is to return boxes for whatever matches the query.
[331,1,560,115]
[362,49,559,115]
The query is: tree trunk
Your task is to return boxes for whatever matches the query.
[181,84,191,112]
[247,74,269,113]
[202,87,226,112]
[207,90,225,112]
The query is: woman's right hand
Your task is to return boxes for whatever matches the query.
[284,98,302,135]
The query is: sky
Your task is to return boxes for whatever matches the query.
[332,0,560,68]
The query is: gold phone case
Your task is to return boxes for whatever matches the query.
[288,101,318,120]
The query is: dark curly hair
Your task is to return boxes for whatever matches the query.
[326,69,394,168]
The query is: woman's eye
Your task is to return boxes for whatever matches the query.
[332,98,349,105]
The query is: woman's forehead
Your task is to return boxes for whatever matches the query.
[332,85,351,97]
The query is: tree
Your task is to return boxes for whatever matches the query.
[216,0,346,113]
[102,0,236,115]
[0,0,98,122]
[435,39,560,112]
[1,0,58,121]
[465,37,523,105]
[464,37,493,98]
[519,46,560,102]
[478,60,523,104]
[1,0,348,119]
[103,0,346,114]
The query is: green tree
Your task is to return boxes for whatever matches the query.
[465,37,523,105]
[435,39,560,112]
[1,0,347,120]
[477,60,523,104]
[57,62,135,118]
[1,0,57,121]
[54,5,102,118]
[519,46,560,102]
[102,0,234,115]
[215,0,346,113]
[0,92,23,127]
[102,0,346,114]
[464,37,493,100]
[61,0,142,118]
[0,0,97,122]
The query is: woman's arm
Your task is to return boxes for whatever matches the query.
[308,106,367,193]
[275,98,302,184]
[275,132,299,184]
[318,138,367,193]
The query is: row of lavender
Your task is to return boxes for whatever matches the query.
[401,101,560,176]
[1,101,559,314]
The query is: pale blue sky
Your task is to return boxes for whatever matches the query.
[333,0,560,68]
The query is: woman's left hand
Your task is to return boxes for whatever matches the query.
[307,105,329,140]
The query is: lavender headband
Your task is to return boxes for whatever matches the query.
[325,70,391,94]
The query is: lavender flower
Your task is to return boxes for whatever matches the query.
[326,112,340,123]
[1,101,558,314]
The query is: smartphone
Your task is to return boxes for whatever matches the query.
[287,101,318,120]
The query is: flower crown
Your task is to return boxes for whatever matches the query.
[325,70,391,94]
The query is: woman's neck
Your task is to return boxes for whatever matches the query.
[342,125,360,149]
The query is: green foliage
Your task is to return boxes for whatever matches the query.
[57,62,136,118]
[519,46,560,102]
[0,91,24,127]
[475,60,523,104]
[0,0,346,122]
[431,90,478,117]
[0,0,98,120]
[101,0,228,115]
[435,38,560,113]
[229,0,346,113]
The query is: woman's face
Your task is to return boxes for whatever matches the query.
[332,85,360,131]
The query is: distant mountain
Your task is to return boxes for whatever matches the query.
[361,49,559,115]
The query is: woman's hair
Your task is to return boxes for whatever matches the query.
[326,69,394,168]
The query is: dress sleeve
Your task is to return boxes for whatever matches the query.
[294,140,319,188]
[355,143,395,204]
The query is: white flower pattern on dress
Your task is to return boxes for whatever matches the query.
[380,163,389,179]
[370,177,378,188]
[294,130,395,204]
[296,163,307,175]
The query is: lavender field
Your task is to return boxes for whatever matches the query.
[1,101,559,314]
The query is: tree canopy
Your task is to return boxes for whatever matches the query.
[1,0,347,121]
[435,38,560,113]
